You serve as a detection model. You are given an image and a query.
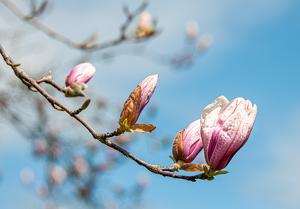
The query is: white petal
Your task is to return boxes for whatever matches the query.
[201,96,229,124]
[218,98,245,124]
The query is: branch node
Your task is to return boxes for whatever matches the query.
[70,98,91,116]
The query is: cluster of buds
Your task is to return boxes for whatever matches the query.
[64,62,96,97]
[171,96,257,178]
[61,63,256,181]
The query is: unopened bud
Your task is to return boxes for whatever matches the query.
[49,165,67,185]
[65,62,96,86]
[185,20,199,40]
[137,11,154,37]
[197,34,214,51]
[119,74,158,133]
[172,120,203,164]
[81,98,91,110]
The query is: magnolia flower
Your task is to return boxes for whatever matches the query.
[201,96,257,170]
[185,20,199,40]
[172,120,203,163]
[119,74,158,133]
[65,62,96,86]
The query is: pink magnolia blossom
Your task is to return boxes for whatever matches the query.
[201,96,257,170]
[65,62,96,86]
[172,119,203,163]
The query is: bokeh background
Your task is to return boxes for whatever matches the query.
[0,0,300,208]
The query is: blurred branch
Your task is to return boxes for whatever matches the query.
[26,0,48,20]
[0,0,157,51]
[0,44,208,182]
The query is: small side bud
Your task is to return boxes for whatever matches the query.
[81,98,91,110]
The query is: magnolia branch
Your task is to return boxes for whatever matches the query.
[0,0,156,51]
[0,44,208,182]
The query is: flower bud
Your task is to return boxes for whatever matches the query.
[172,119,203,163]
[197,33,214,51]
[137,11,154,37]
[49,165,67,185]
[20,167,35,185]
[35,182,49,197]
[185,20,199,40]
[33,138,48,155]
[73,157,90,176]
[139,11,152,30]
[201,96,257,170]
[119,74,158,133]
[65,62,96,86]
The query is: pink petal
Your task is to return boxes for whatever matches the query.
[135,74,158,123]
[66,62,96,86]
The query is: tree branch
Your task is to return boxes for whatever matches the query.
[0,0,157,51]
[0,44,207,182]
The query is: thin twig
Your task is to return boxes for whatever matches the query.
[0,44,207,182]
[0,0,156,51]
[35,71,65,92]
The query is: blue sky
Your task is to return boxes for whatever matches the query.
[0,0,300,208]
